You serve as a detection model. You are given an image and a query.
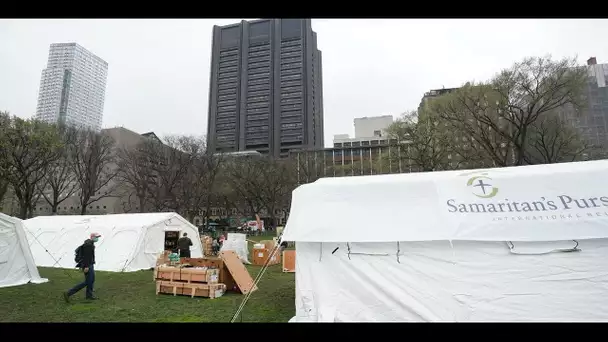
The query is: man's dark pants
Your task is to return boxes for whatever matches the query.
[67,266,95,299]
[180,250,191,258]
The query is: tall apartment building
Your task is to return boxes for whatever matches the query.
[35,43,108,131]
[207,19,324,158]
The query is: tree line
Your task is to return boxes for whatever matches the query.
[385,56,602,171]
[0,115,297,224]
[2,55,603,221]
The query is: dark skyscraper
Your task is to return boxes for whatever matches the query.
[207,19,324,158]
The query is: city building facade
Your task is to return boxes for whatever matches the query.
[294,115,411,184]
[207,19,324,158]
[333,115,394,147]
[558,57,608,156]
[35,43,108,131]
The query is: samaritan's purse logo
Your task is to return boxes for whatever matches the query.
[466,173,498,199]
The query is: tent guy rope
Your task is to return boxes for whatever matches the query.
[229,235,283,323]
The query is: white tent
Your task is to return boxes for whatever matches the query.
[282,160,608,322]
[0,213,48,288]
[23,212,203,272]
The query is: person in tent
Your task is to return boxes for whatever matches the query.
[63,232,101,302]
[177,232,193,258]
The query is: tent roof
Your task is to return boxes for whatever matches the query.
[282,159,608,243]
[24,212,184,231]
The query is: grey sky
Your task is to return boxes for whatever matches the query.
[1,19,608,147]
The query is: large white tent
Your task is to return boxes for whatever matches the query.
[282,159,608,322]
[23,212,202,272]
[0,213,48,288]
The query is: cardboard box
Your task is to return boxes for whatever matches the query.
[252,248,281,266]
[282,250,296,273]
[260,240,277,251]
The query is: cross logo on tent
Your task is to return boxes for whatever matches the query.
[466,174,499,198]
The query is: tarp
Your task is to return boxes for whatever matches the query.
[0,213,48,288]
[23,212,203,272]
[282,159,608,243]
[283,160,608,322]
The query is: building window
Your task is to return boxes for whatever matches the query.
[373,130,382,137]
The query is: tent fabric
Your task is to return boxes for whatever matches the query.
[23,212,202,272]
[221,233,250,264]
[291,240,608,322]
[282,159,608,243]
[283,160,608,322]
[0,213,48,288]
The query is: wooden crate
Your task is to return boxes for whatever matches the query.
[282,250,296,273]
[155,266,220,284]
[179,257,236,291]
[158,283,183,295]
[156,281,226,299]
[252,248,281,266]
[156,254,256,295]
[219,251,258,294]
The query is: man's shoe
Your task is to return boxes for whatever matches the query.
[63,292,70,303]
[86,297,98,300]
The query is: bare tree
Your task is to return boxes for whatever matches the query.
[0,111,11,204]
[0,116,62,219]
[145,135,191,212]
[116,139,158,213]
[527,114,595,164]
[259,158,297,228]
[223,156,266,217]
[432,56,588,167]
[38,127,80,214]
[171,135,214,222]
[71,129,117,215]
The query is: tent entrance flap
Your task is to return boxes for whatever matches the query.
[164,231,180,251]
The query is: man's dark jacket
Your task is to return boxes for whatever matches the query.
[77,239,95,268]
[177,237,193,251]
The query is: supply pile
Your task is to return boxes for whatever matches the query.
[154,250,257,299]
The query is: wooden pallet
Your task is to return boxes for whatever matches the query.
[156,280,226,299]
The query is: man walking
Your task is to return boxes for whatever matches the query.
[63,232,101,302]
[177,232,193,258]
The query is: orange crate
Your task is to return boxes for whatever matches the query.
[282,250,295,273]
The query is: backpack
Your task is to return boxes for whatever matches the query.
[74,244,84,265]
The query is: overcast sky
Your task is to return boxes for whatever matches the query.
[1,19,608,147]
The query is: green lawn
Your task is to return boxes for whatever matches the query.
[0,233,295,322]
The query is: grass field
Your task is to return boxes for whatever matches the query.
[0,234,295,322]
